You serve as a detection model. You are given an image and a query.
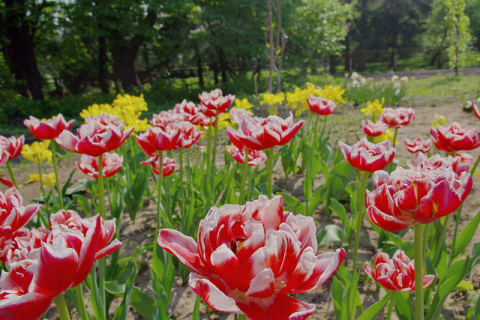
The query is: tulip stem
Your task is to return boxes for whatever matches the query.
[97,153,107,320]
[239,148,249,204]
[6,161,19,190]
[179,148,185,221]
[37,159,50,214]
[387,128,398,173]
[237,315,247,320]
[98,154,105,219]
[449,203,464,267]
[266,148,274,198]
[211,110,219,198]
[414,222,424,320]
[51,140,64,208]
[74,285,88,320]
[386,291,396,320]
[320,115,328,141]
[352,171,369,275]
[54,293,71,320]
[157,152,164,230]
[312,114,320,145]
[471,153,480,175]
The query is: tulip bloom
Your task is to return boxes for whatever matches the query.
[307,95,337,115]
[24,114,75,140]
[362,120,388,137]
[409,153,469,176]
[56,119,133,157]
[198,89,235,117]
[364,251,434,292]
[150,110,182,129]
[379,107,415,128]
[227,112,303,150]
[226,145,267,166]
[158,196,345,319]
[174,121,202,149]
[136,126,181,156]
[229,108,253,124]
[429,122,480,152]
[75,153,123,179]
[366,166,472,232]
[0,147,9,168]
[0,135,24,161]
[0,214,120,320]
[0,188,41,239]
[470,101,480,121]
[141,156,176,176]
[404,137,432,154]
[339,138,395,172]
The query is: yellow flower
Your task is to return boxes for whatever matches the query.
[432,114,447,129]
[217,113,232,130]
[27,173,56,187]
[320,85,345,104]
[112,94,148,113]
[259,92,285,106]
[80,103,114,119]
[373,128,399,145]
[361,98,385,119]
[128,118,151,132]
[305,82,324,96]
[287,87,310,112]
[22,141,52,164]
[234,98,253,110]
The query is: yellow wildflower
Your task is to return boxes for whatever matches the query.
[361,98,385,119]
[217,113,232,130]
[305,82,323,96]
[287,87,310,116]
[234,98,253,110]
[374,128,399,145]
[22,141,52,164]
[321,85,345,104]
[259,92,285,106]
[27,173,56,187]
[80,104,114,119]
[432,114,447,129]
[112,94,148,113]
[128,118,151,132]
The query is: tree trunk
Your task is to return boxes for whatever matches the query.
[111,42,140,92]
[2,0,44,100]
[98,34,109,94]
[195,45,204,88]
[357,0,368,72]
[329,56,337,74]
[216,47,228,83]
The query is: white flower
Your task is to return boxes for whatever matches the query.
[391,75,399,82]
[351,72,360,80]
[360,77,367,85]
[395,88,401,96]
[352,80,360,88]
[400,76,408,83]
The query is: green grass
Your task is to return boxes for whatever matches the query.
[407,74,480,98]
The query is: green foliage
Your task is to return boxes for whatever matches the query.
[445,0,472,72]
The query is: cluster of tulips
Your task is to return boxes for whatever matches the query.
[0,85,479,320]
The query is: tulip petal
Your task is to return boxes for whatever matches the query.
[290,248,346,293]
[95,239,122,260]
[245,268,275,298]
[0,292,53,320]
[158,229,212,276]
[188,273,242,313]
[367,206,410,233]
[30,243,78,296]
[261,295,315,320]
[210,244,241,289]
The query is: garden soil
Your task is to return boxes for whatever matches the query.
[4,92,480,319]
